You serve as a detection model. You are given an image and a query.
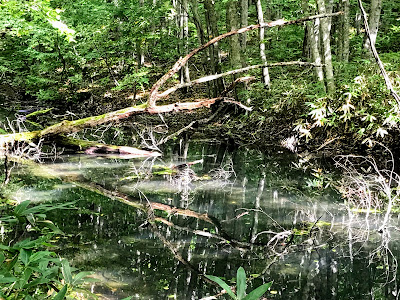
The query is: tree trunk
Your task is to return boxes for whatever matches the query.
[179,0,190,84]
[256,0,270,88]
[316,0,335,93]
[363,0,382,56]
[204,0,224,96]
[342,0,350,62]
[303,0,324,84]
[226,1,242,70]
[240,0,249,64]
[188,0,211,97]
[188,0,206,45]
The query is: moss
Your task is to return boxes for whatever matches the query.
[152,165,173,175]
[26,108,53,119]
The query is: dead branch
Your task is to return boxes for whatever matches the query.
[158,61,323,99]
[55,136,160,157]
[0,12,342,154]
[148,12,343,107]
[358,0,400,108]
[0,98,223,147]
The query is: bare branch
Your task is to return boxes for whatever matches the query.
[158,61,322,99]
[148,12,343,107]
[358,0,400,108]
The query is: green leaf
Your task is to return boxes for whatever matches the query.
[28,251,54,264]
[24,276,51,288]
[20,268,33,288]
[14,201,31,216]
[19,249,30,266]
[53,284,68,300]
[72,271,92,285]
[236,267,247,300]
[243,282,273,300]
[205,275,237,300]
[61,260,73,284]
[0,276,18,283]
[37,220,64,234]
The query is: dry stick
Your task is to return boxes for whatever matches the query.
[148,11,343,107]
[358,0,400,108]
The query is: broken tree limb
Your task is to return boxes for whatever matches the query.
[358,0,400,108]
[0,12,342,154]
[55,136,161,157]
[148,12,343,107]
[0,98,226,148]
[158,61,324,99]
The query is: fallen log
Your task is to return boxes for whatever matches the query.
[0,12,342,155]
[0,98,227,150]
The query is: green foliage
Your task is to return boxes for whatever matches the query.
[205,267,272,300]
[0,200,92,299]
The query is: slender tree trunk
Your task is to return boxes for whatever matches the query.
[316,0,335,93]
[226,1,242,69]
[240,0,248,65]
[179,0,190,84]
[256,0,270,88]
[188,0,211,97]
[363,0,382,56]
[188,0,206,45]
[226,1,242,99]
[303,0,324,84]
[204,0,224,96]
[342,0,350,62]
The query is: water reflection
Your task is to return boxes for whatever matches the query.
[6,142,400,299]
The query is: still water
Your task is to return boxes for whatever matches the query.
[8,142,400,299]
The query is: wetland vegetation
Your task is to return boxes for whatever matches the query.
[1,0,400,299]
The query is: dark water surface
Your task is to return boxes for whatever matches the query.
[7,142,400,299]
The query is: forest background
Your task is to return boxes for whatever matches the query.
[0,0,400,150]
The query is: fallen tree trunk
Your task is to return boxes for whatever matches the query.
[0,12,342,154]
[0,98,226,150]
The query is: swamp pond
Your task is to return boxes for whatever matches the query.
[3,140,400,300]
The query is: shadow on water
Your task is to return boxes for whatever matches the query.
[4,141,400,299]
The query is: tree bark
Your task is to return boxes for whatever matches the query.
[342,0,350,62]
[179,0,191,84]
[303,0,324,84]
[188,0,212,97]
[363,0,382,56]
[240,0,249,60]
[226,1,242,70]
[316,0,335,94]
[358,0,400,107]
[256,0,270,88]
[204,0,224,96]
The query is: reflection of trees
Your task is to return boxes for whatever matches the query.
[5,143,400,299]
